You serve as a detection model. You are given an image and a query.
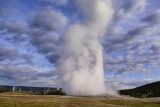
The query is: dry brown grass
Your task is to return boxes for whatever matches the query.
[0,92,160,107]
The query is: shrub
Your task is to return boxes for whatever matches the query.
[47,90,66,95]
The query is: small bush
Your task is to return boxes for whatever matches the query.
[47,90,66,95]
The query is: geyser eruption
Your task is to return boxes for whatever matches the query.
[59,0,114,95]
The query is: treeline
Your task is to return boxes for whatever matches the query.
[0,89,10,93]
[119,81,160,98]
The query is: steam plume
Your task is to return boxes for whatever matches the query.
[58,0,114,95]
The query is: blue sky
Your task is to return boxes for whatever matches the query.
[0,0,160,89]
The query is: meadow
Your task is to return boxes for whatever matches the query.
[0,92,160,107]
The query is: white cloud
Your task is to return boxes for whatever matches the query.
[40,0,68,5]
[30,7,68,31]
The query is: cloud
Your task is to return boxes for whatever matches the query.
[0,7,14,18]
[122,0,148,14]
[0,46,19,61]
[0,63,59,87]
[21,54,34,64]
[28,29,63,63]
[26,7,68,63]
[0,45,34,64]
[0,1,159,77]
[106,0,149,42]
[105,77,155,90]
[102,1,160,76]
[45,53,60,64]
[0,20,28,42]
[0,6,68,64]
[0,20,28,34]
[119,78,154,87]
[103,40,160,75]
[0,0,160,88]
[39,0,68,6]
[29,7,68,31]
[115,0,148,20]
[142,9,160,24]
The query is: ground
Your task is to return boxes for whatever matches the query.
[0,92,160,107]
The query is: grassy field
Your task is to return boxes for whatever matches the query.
[0,92,160,107]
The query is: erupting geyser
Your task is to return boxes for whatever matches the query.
[58,0,114,95]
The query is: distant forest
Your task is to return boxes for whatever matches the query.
[119,81,160,98]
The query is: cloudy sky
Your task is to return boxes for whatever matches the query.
[0,0,160,89]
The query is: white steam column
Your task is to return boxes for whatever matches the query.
[58,0,114,95]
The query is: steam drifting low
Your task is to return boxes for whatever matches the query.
[58,0,114,95]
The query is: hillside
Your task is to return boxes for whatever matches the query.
[119,81,160,98]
